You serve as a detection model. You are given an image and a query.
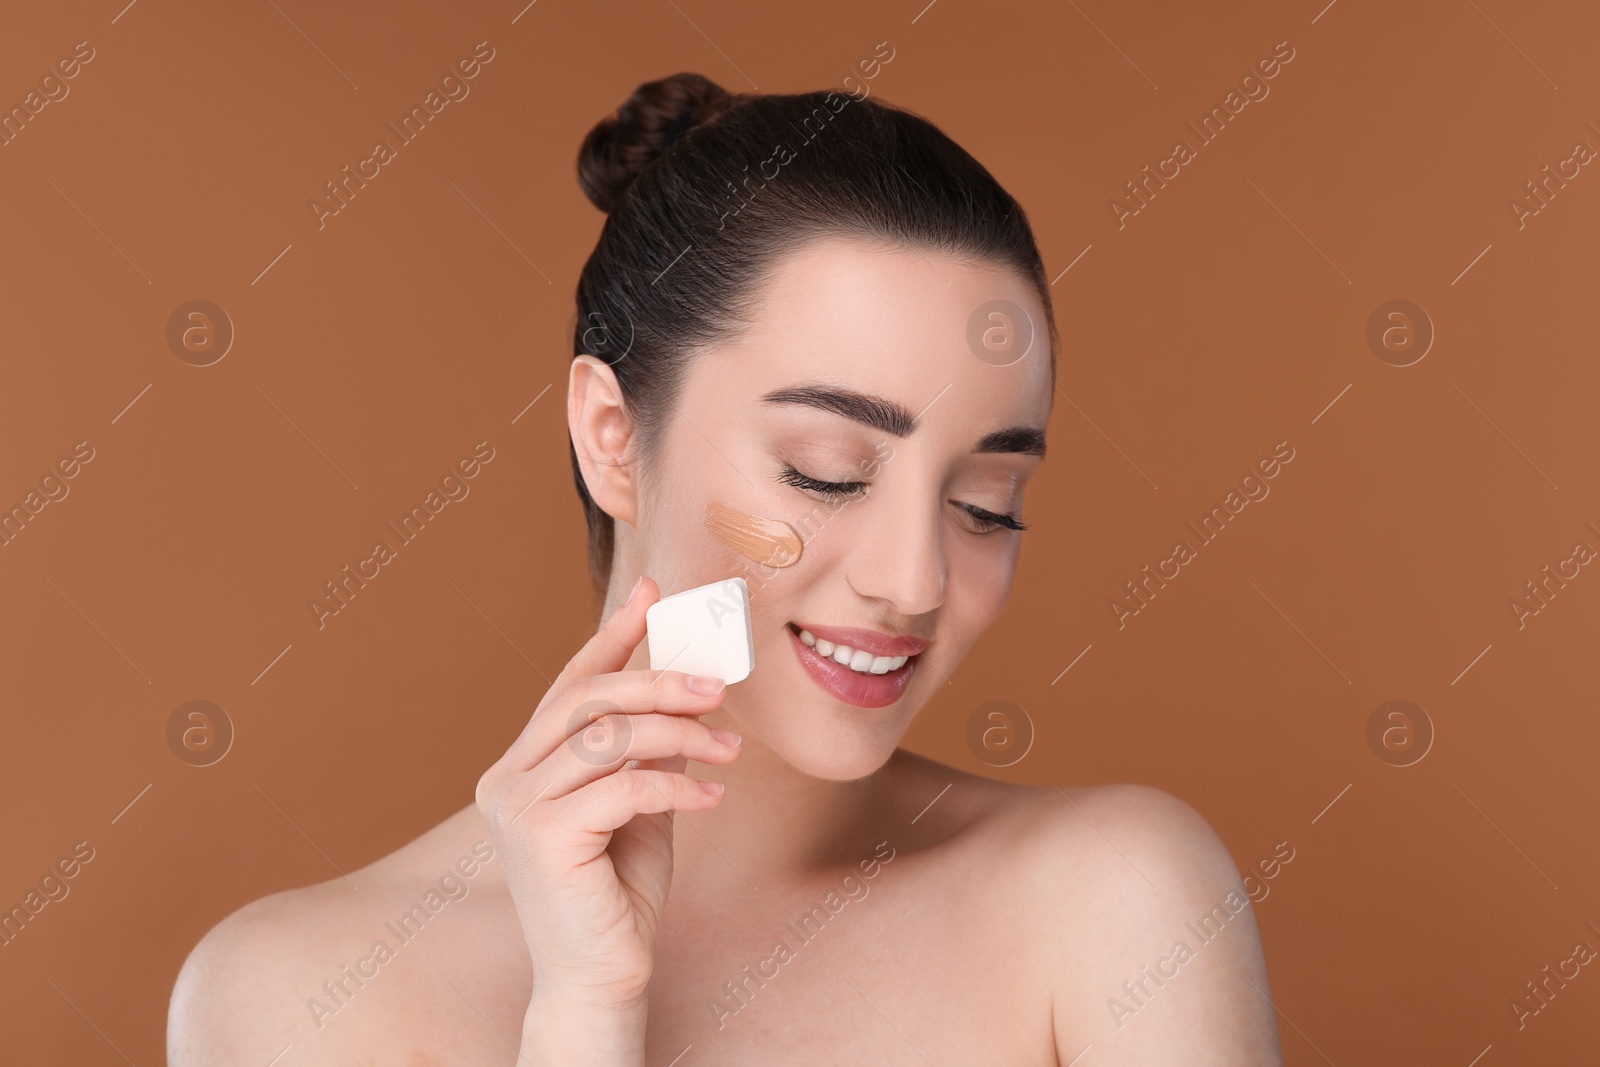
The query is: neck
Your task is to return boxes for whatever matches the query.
[672,715,900,894]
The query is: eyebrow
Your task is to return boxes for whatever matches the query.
[760,384,1046,457]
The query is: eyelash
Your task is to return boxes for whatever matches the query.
[776,465,1027,533]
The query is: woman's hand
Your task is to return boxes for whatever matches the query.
[475,576,742,1034]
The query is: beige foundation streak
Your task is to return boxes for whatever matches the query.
[704,502,803,568]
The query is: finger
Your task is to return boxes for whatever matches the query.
[551,768,725,837]
[502,668,728,772]
[631,750,689,778]
[528,711,741,802]
[555,575,659,687]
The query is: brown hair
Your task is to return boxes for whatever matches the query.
[571,71,1057,598]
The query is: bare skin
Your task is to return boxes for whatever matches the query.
[169,238,1282,1065]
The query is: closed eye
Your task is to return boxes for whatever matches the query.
[778,465,867,499]
[956,501,1027,533]
[779,465,1027,532]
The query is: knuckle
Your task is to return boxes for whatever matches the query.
[563,677,594,710]
[620,769,650,803]
[588,712,630,751]
[480,792,505,827]
[474,768,500,816]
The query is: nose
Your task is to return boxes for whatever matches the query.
[843,486,947,620]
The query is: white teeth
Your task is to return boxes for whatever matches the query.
[795,626,912,675]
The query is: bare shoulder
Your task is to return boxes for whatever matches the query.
[1011,781,1239,887]
[879,753,1246,900]
[167,873,362,1065]
[887,752,1223,868]
[992,781,1283,1064]
[168,804,505,1067]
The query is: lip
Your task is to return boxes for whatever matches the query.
[788,622,929,658]
[785,624,919,709]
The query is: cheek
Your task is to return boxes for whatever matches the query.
[631,468,721,594]
[951,535,1020,621]
[896,534,1019,688]
[636,465,813,606]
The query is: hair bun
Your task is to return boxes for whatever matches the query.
[578,72,734,214]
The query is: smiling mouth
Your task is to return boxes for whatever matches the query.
[787,623,914,675]
[784,620,921,713]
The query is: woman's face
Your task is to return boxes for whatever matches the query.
[626,236,1053,780]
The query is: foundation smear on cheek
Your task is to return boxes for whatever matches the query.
[704,502,803,568]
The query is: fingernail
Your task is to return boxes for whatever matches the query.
[699,780,725,795]
[624,576,643,609]
[686,674,725,696]
[711,728,742,747]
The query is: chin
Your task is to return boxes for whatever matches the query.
[756,709,906,781]
[727,619,932,780]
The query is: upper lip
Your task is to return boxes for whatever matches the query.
[790,622,929,657]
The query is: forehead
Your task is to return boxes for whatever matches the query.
[692,236,1054,427]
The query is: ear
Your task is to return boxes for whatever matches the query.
[568,355,639,527]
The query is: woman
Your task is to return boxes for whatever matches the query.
[169,73,1282,1065]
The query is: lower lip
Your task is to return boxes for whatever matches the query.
[785,625,917,709]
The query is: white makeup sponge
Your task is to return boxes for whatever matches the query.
[645,577,755,685]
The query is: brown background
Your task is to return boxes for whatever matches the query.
[2,0,1596,1062]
